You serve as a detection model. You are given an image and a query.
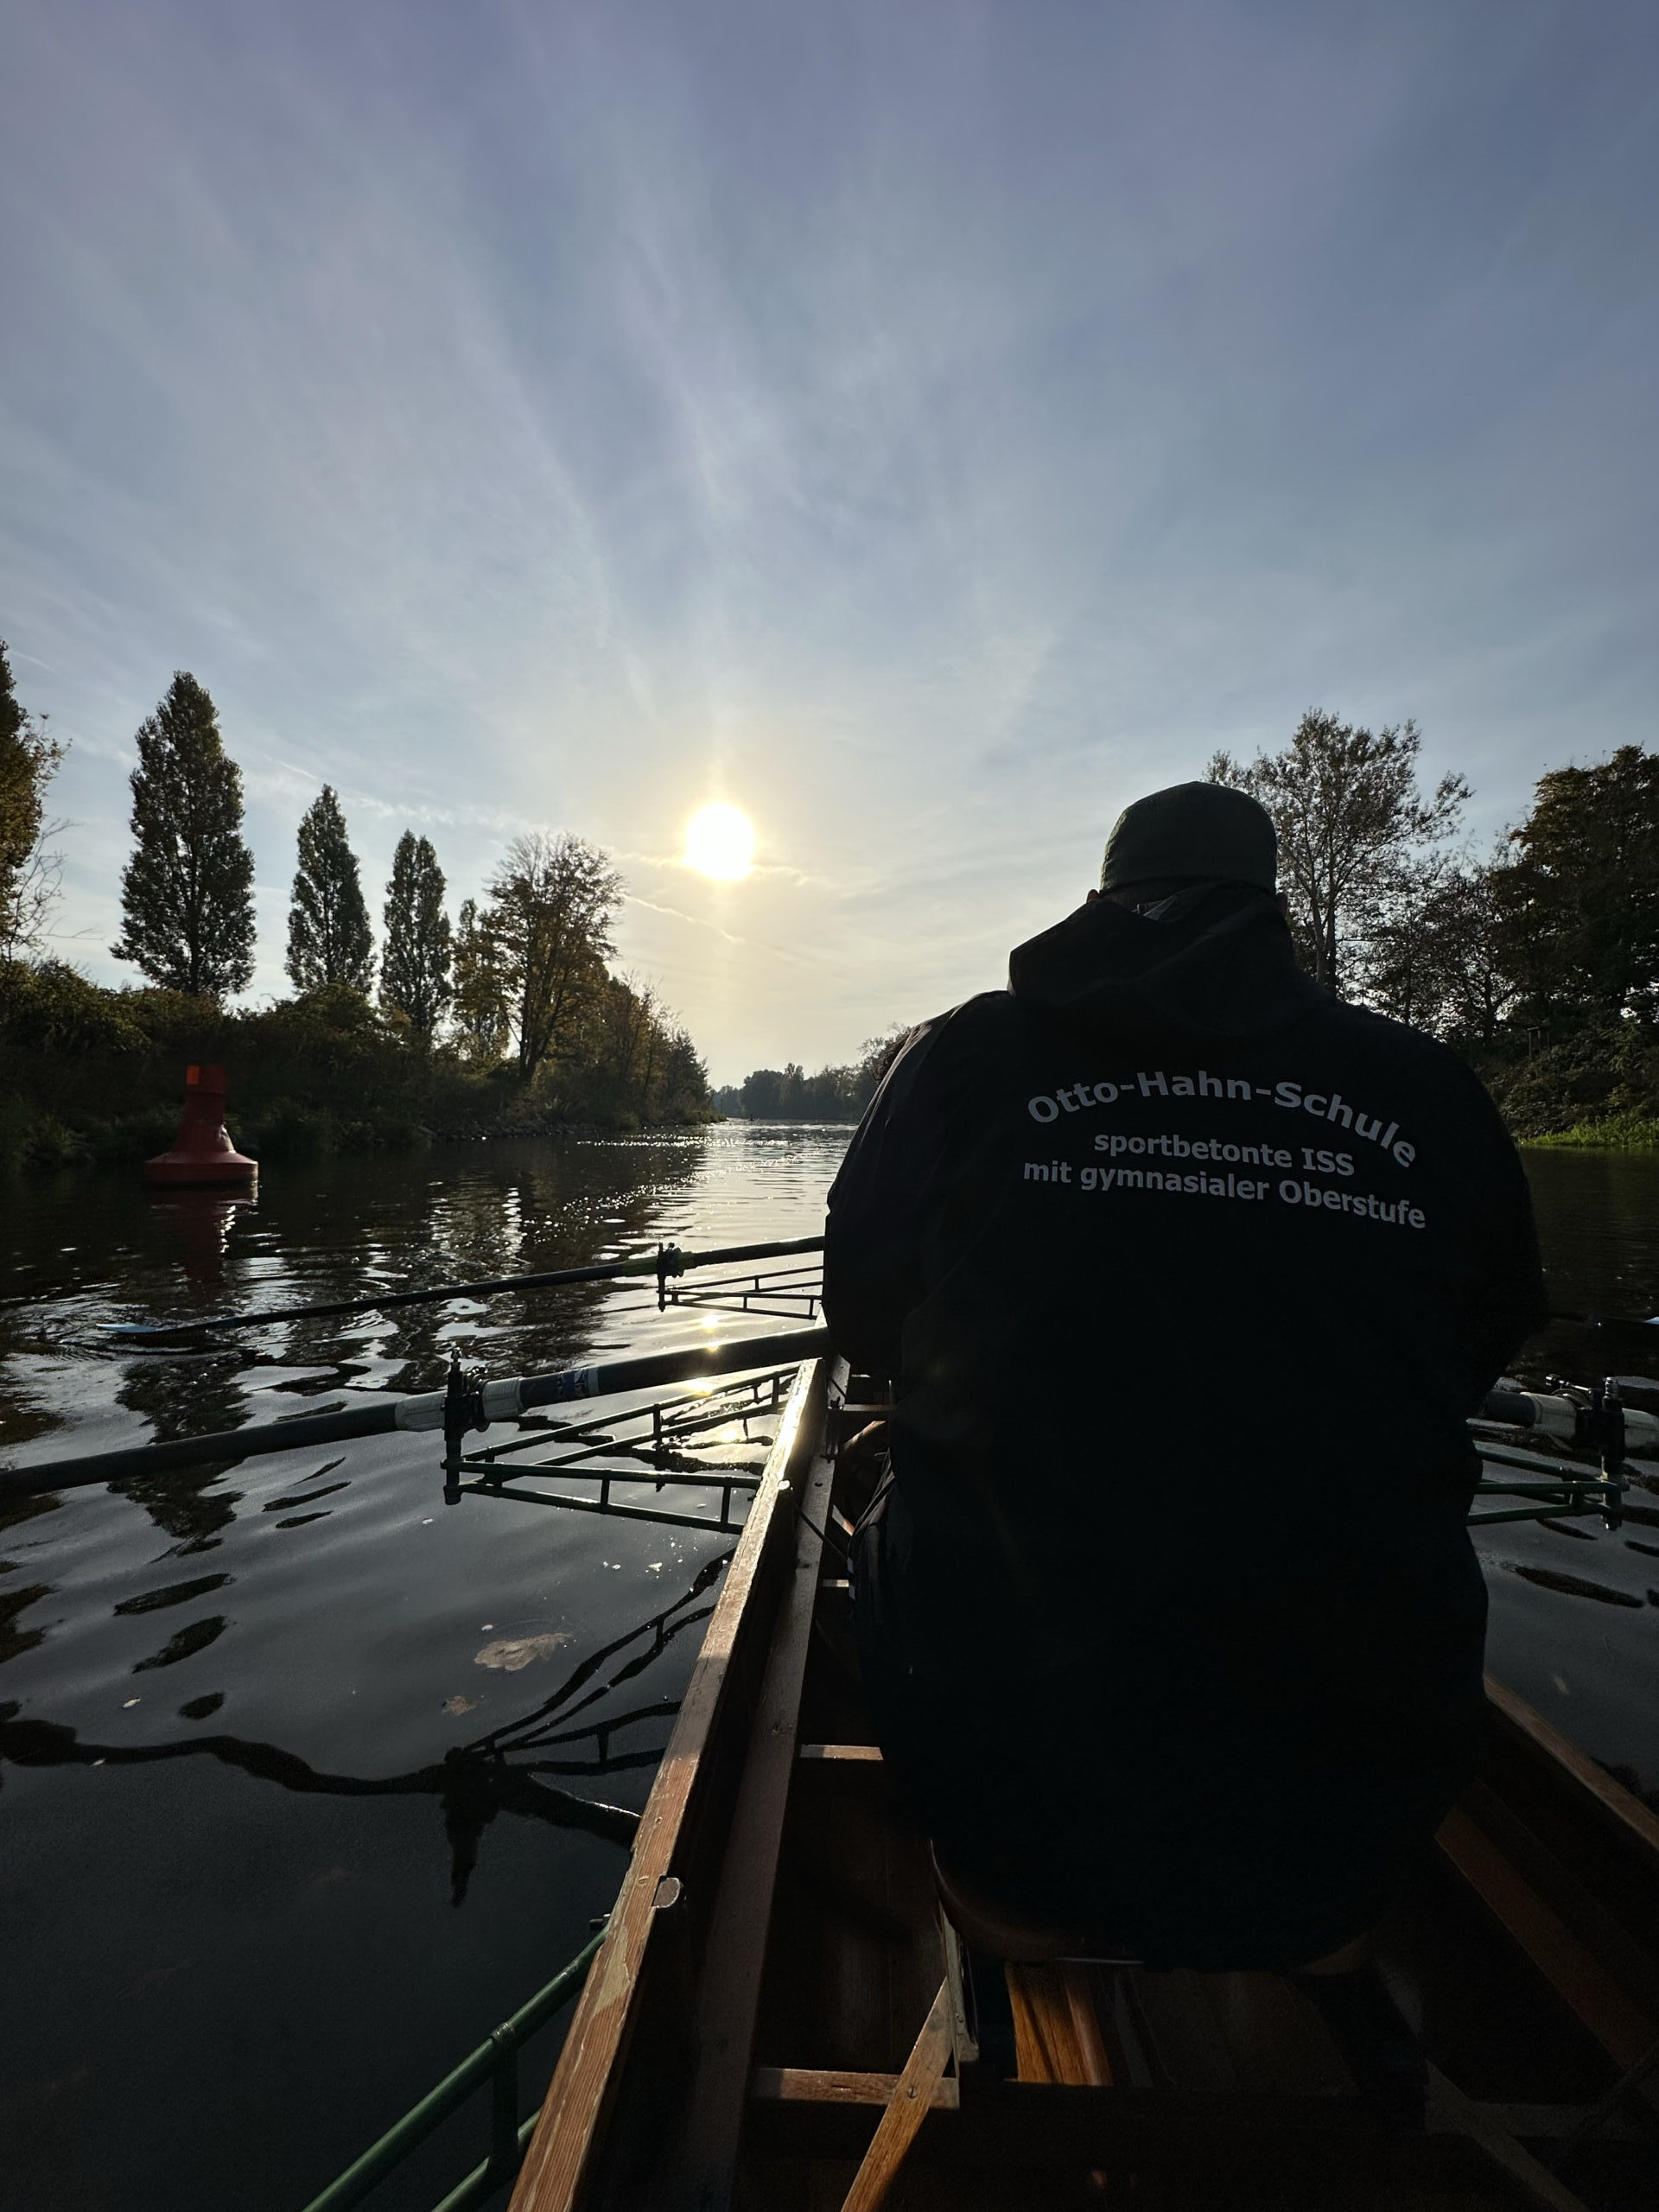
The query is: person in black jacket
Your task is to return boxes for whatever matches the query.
[823,780,1546,1971]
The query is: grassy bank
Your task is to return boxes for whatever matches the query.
[0,963,713,1172]
[1468,1022,1659,1150]
[1525,1112,1659,1151]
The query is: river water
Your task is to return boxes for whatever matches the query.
[2,1129,1657,2211]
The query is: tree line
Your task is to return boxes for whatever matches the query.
[715,711,1659,1139]
[0,653,709,1127]
[1202,713,1659,1137]
[7,639,1656,1143]
[1206,713,1659,1122]
[710,1033,910,1123]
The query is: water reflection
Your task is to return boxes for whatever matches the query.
[0,1579,51,1663]
[149,1192,259,1301]
[0,1127,850,2212]
[107,1351,247,1547]
[0,1557,723,1904]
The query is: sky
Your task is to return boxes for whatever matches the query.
[2,0,1655,1083]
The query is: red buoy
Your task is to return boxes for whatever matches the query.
[144,1065,258,1188]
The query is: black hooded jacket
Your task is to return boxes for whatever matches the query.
[823,887,1546,1967]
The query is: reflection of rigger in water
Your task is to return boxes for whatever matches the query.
[824,779,1548,1974]
[0,1557,727,1904]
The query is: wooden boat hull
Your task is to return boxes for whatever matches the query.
[513,1359,1659,2211]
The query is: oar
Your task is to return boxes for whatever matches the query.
[0,1325,831,1502]
[101,1236,825,1341]
[1547,1308,1659,1332]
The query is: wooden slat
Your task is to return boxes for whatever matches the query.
[1428,2064,1596,2212]
[1461,1774,1659,2022]
[660,1365,843,2204]
[1124,1970,1240,2092]
[1205,1974,1354,2097]
[749,2066,957,2111]
[1485,1674,1659,1859]
[508,1359,823,2212]
[1426,2101,1648,2141]
[1007,1964,1114,2086]
[1116,1969,1352,2098]
[798,1743,884,1762]
[839,1981,955,2212]
[1437,1803,1659,2084]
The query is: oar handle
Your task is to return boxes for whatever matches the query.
[1476,1382,1657,1456]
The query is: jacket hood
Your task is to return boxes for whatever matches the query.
[1007,883,1328,1039]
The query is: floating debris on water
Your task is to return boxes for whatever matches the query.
[442,1695,478,1715]
[474,1631,570,1672]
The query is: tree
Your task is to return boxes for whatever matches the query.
[1490,747,1659,1027]
[0,639,67,961]
[450,898,512,1063]
[379,831,453,1041]
[1353,852,1454,1033]
[658,1023,709,1118]
[286,785,374,995]
[112,672,255,998]
[1210,711,1465,994]
[1418,859,1520,1046]
[485,832,624,1077]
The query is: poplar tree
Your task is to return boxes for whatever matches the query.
[379,830,453,1040]
[451,898,512,1062]
[112,671,255,998]
[0,639,67,960]
[286,785,375,995]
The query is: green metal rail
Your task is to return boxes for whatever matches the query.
[301,1926,605,2212]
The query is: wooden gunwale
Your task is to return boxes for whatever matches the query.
[1483,1673,1659,1861]
[508,1354,827,2212]
[662,1363,843,2202]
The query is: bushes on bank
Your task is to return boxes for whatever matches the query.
[1470,1020,1659,1147]
[0,960,709,1173]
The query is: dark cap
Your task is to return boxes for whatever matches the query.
[1100,780,1277,895]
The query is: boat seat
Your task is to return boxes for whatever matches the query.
[931,1841,1370,1976]
[931,1843,1390,2108]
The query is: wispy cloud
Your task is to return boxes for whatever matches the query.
[2,0,1655,1077]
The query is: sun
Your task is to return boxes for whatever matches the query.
[684,804,755,881]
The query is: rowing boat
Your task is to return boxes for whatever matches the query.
[507,1354,1659,2211]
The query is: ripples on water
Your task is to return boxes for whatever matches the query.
[2,1131,1656,2209]
[1,1127,848,2212]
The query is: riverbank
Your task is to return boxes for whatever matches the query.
[1526,1112,1659,1151]
[0,962,715,1170]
